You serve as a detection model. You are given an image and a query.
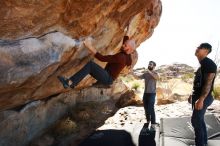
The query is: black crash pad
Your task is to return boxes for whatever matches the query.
[78,129,135,146]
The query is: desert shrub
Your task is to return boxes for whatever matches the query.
[53,117,77,137]
[119,75,134,83]
[213,85,220,100]
[181,73,194,82]
[131,81,141,90]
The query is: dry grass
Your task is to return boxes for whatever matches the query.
[213,85,220,100]
[53,117,77,137]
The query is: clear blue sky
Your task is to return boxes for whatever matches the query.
[135,0,220,69]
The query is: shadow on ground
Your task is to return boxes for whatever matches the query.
[78,129,135,146]
[78,123,156,146]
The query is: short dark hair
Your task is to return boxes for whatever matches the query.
[123,36,129,44]
[149,61,156,66]
[198,43,212,53]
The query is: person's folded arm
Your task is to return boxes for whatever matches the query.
[148,70,159,80]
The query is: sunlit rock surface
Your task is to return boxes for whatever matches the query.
[0,0,162,145]
[0,80,128,146]
[0,0,162,111]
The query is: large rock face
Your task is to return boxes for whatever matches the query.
[0,0,162,145]
[0,0,162,111]
[0,80,129,146]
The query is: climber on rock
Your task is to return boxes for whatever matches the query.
[57,36,136,89]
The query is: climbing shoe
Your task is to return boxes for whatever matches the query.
[57,76,69,89]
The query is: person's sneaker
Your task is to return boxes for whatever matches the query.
[150,123,159,131]
[150,125,156,131]
[57,76,69,89]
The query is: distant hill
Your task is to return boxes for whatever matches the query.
[157,63,194,74]
[134,63,195,79]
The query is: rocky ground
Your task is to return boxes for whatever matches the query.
[97,100,220,146]
[30,99,220,146]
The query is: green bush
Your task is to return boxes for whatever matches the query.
[181,73,194,82]
[131,81,141,90]
[213,86,220,100]
[119,75,134,83]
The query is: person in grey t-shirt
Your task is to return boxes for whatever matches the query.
[135,61,159,129]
